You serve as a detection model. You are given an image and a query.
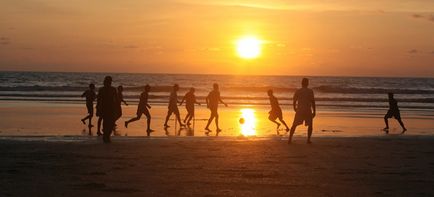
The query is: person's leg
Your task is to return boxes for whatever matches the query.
[164,110,173,127]
[186,113,193,125]
[97,117,103,135]
[279,118,290,131]
[307,124,313,144]
[125,113,141,128]
[144,109,153,132]
[175,111,184,127]
[205,114,214,130]
[183,113,190,123]
[102,117,114,143]
[269,116,280,128]
[215,113,220,131]
[288,124,297,143]
[397,118,407,133]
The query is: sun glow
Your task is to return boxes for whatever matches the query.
[239,108,257,136]
[236,36,262,59]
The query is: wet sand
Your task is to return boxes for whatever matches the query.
[1,136,434,196]
[1,100,433,137]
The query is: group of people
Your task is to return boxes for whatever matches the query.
[81,76,406,144]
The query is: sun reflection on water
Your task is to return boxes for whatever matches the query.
[239,108,256,136]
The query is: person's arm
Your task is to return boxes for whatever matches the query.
[81,91,86,98]
[206,95,210,108]
[311,91,316,118]
[179,96,185,106]
[219,93,228,107]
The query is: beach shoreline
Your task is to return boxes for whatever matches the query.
[1,137,434,196]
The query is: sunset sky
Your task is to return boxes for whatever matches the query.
[0,0,433,77]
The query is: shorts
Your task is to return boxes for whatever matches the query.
[168,106,180,116]
[137,107,150,118]
[385,110,401,119]
[209,105,218,116]
[268,109,283,120]
[293,110,313,126]
[86,103,94,115]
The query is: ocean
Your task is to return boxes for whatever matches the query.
[1,71,433,110]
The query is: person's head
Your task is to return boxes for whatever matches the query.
[190,87,195,93]
[89,83,95,90]
[173,84,179,91]
[144,84,151,92]
[388,92,394,99]
[301,78,309,88]
[117,85,123,92]
[267,89,273,96]
[213,83,219,91]
[103,76,112,87]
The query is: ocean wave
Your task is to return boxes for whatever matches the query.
[1,85,434,95]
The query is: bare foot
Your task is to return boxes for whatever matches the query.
[276,123,281,130]
[81,119,86,125]
[307,140,312,144]
[401,128,407,134]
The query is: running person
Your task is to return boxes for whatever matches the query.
[383,93,407,134]
[81,83,96,132]
[267,89,289,134]
[288,78,316,144]
[124,85,153,135]
[205,83,227,133]
[179,87,200,126]
[163,84,185,128]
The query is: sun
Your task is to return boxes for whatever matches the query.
[236,36,261,59]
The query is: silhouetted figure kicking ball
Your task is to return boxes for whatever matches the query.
[267,89,289,135]
[125,84,154,136]
[179,87,200,126]
[205,83,228,134]
[81,83,96,135]
[288,78,316,144]
[96,76,118,143]
[164,84,185,129]
[383,93,407,134]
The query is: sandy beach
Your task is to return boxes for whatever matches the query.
[1,136,434,196]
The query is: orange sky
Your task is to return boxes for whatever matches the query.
[0,0,433,76]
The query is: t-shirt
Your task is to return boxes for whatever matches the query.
[207,90,220,108]
[269,95,281,111]
[138,91,149,110]
[184,92,196,108]
[389,98,399,111]
[97,86,118,118]
[293,87,315,112]
[82,90,96,104]
[168,91,178,108]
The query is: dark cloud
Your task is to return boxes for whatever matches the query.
[408,49,418,54]
[124,45,139,49]
[0,37,10,45]
[411,13,434,23]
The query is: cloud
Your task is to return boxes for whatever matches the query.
[408,49,418,53]
[124,45,139,49]
[0,37,10,45]
[411,13,434,23]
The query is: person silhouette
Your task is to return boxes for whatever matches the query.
[164,84,185,128]
[113,86,128,134]
[267,89,289,134]
[383,93,407,134]
[81,83,96,135]
[179,87,200,126]
[125,85,154,136]
[288,78,316,144]
[204,83,227,133]
[96,76,118,143]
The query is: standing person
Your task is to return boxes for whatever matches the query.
[125,85,154,136]
[288,78,316,144]
[163,84,185,128]
[204,83,228,133]
[179,87,200,126]
[96,76,118,143]
[383,93,407,134]
[267,89,290,134]
[81,83,97,134]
